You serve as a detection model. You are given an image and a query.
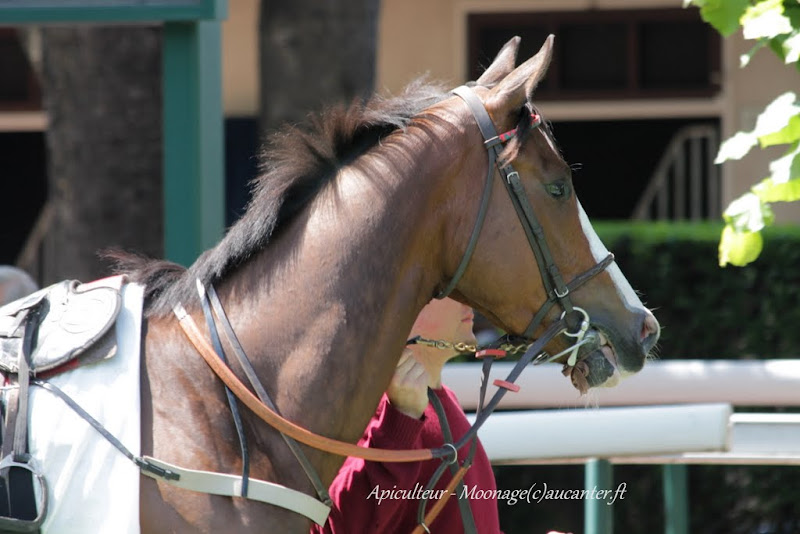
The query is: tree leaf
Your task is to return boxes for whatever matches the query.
[769,33,790,61]
[719,225,764,267]
[716,130,758,162]
[723,191,774,232]
[687,0,750,37]
[758,113,800,147]
[766,141,800,183]
[742,0,794,40]
[753,92,800,139]
[783,31,800,63]
[754,177,800,202]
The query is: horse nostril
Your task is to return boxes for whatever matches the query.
[640,312,660,350]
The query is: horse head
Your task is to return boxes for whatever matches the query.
[436,36,660,391]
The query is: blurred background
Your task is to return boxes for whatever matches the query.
[1,1,798,532]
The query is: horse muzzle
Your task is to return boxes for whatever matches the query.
[563,309,660,393]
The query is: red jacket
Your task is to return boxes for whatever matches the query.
[311,386,503,534]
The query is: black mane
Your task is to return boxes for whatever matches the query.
[110,81,448,316]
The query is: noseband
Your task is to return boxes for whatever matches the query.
[438,86,614,340]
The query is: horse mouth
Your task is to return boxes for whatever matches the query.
[562,329,621,394]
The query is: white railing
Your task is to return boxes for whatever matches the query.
[632,124,720,221]
[444,359,800,464]
[442,359,800,534]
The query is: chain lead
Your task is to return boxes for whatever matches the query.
[412,337,535,356]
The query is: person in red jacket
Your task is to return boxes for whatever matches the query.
[311,297,574,533]
[312,296,521,534]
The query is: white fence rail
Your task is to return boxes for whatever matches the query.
[442,359,800,534]
[466,403,731,463]
[443,359,800,410]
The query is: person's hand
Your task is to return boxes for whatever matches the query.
[386,348,429,419]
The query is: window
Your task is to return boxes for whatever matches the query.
[468,9,720,100]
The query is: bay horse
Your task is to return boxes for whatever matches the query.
[108,36,659,532]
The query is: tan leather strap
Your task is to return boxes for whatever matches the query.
[139,456,331,526]
[411,465,470,534]
[174,304,435,463]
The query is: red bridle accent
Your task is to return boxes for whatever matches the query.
[497,112,542,143]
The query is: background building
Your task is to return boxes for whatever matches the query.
[1,0,798,268]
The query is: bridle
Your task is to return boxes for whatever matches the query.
[168,85,617,533]
[439,86,614,342]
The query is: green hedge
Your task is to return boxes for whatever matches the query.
[494,221,800,534]
[595,221,800,359]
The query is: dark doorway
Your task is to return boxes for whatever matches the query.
[0,131,47,265]
[549,117,720,219]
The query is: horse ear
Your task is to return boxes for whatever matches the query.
[475,36,520,87]
[488,34,554,112]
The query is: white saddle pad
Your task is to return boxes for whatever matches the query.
[29,280,144,534]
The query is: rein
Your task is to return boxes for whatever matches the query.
[173,302,563,462]
[174,298,564,531]
[170,85,614,532]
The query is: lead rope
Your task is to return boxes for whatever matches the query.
[414,388,478,534]
[408,319,567,534]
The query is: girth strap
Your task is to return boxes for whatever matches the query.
[13,310,33,464]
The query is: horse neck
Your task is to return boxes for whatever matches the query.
[217,123,472,486]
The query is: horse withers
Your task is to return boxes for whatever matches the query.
[8,35,658,533]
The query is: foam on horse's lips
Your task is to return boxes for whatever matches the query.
[563,329,619,393]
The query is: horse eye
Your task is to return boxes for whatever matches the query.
[545,181,569,199]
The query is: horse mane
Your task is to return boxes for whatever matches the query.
[109,80,449,316]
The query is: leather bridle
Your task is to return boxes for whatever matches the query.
[439,86,614,341]
[170,85,617,533]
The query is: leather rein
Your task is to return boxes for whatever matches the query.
[172,85,614,530]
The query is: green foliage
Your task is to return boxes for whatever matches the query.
[594,221,800,358]
[684,0,750,36]
[495,222,800,533]
[685,0,800,267]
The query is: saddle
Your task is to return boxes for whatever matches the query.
[0,278,122,532]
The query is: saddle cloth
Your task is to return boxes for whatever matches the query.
[27,279,143,534]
